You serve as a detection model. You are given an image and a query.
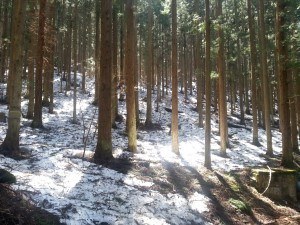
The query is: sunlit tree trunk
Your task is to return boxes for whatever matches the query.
[125,0,137,152]
[93,0,100,105]
[31,0,47,129]
[26,0,37,119]
[290,72,299,153]
[72,0,78,123]
[171,0,179,155]
[237,41,245,125]
[195,0,203,128]
[134,15,139,127]
[112,3,118,126]
[145,3,153,127]
[247,0,259,146]
[276,0,293,168]
[48,0,55,114]
[259,0,272,156]
[0,0,25,157]
[94,0,113,162]
[204,0,211,169]
[81,5,88,93]
[216,0,228,155]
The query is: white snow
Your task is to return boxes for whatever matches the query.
[0,73,283,225]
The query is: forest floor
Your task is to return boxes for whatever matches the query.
[1,158,300,225]
[0,74,299,224]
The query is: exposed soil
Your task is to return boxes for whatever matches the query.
[102,154,300,225]
[0,184,64,225]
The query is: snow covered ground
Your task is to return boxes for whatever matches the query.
[0,73,282,225]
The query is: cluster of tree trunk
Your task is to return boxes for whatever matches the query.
[0,0,298,168]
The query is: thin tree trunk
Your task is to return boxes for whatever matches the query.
[217,0,228,155]
[48,0,55,114]
[171,0,179,155]
[204,0,211,169]
[0,0,9,84]
[290,72,299,153]
[93,0,100,105]
[237,40,245,125]
[26,0,37,119]
[259,0,273,155]
[247,0,259,146]
[72,0,78,123]
[112,3,118,125]
[145,4,153,127]
[195,0,203,128]
[31,0,47,129]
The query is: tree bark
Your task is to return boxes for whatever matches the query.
[145,3,153,127]
[0,0,25,157]
[72,1,78,123]
[171,0,179,155]
[94,0,113,162]
[247,0,259,146]
[276,0,293,168]
[259,0,273,155]
[31,0,47,129]
[195,0,203,128]
[112,2,118,125]
[204,0,211,169]
[26,0,37,119]
[93,0,100,105]
[216,0,228,155]
[125,0,137,152]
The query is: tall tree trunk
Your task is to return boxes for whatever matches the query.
[183,32,188,100]
[204,0,211,169]
[145,3,153,127]
[134,15,139,127]
[0,0,25,157]
[195,0,203,128]
[65,6,72,92]
[247,0,259,146]
[216,0,228,155]
[112,2,118,125]
[276,0,293,167]
[125,0,137,152]
[237,41,245,125]
[94,0,113,163]
[48,0,55,114]
[81,6,88,93]
[290,72,299,153]
[171,0,179,155]
[259,0,273,155]
[0,0,9,84]
[26,0,37,119]
[72,1,78,123]
[31,0,47,128]
[93,0,100,105]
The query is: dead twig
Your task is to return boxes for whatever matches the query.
[82,108,97,158]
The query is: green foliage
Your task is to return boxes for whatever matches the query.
[210,71,219,80]
[223,173,240,193]
[228,198,251,214]
[0,169,16,184]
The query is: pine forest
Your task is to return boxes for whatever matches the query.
[0,0,299,224]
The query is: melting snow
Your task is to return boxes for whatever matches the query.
[0,74,283,224]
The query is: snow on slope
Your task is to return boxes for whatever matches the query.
[0,73,282,225]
